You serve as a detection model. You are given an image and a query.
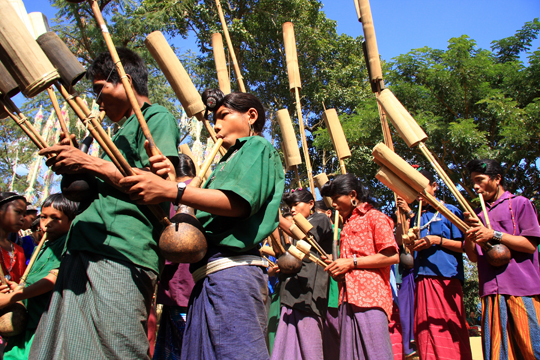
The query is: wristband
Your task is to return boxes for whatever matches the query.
[174,182,187,206]
[353,254,357,268]
[492,231,503,243]
[407,210,414,218]
[440,236,444,246]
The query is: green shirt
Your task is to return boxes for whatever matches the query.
[328,226,341,308]
[196,136,285,251]
[67,103,180,273]
[24,234,66,330]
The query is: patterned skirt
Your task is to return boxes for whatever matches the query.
[481,294,540,360]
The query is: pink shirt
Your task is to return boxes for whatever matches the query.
[339,203,399,319]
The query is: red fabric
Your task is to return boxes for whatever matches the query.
[339,203,399,319]
[148,304,157,357]
[414,276,472,360]
[389,302,404,360]
[0,243,26,283]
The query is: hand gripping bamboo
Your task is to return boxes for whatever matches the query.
[282,22,315,194]
[211,33,231,95]
[16,233,48,291]
[145,31,226,156]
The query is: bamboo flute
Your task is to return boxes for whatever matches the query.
[86,0,175,182]
[16,233,48,290]
[46,87,74,146]
[354,0,409,240]
[282,22,315,195]
[214,0,246,92]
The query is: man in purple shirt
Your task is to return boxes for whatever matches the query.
[464,159,540,360]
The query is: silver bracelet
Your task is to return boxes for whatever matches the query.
[353,254,357,268]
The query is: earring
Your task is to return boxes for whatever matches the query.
[249,122,254,136]
[351,198,358,207]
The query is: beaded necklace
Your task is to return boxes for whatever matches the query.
[420,210,441,234]
[0,243,15,280]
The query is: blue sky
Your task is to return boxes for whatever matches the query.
[19,0,540,61]
[11,0,540,107]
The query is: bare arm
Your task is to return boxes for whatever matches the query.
[0,272,57,309]
[119,168,250,218]
[325,247,399,277]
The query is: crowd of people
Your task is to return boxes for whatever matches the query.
[0,48,538,360]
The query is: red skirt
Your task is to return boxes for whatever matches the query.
[414,276,472,360]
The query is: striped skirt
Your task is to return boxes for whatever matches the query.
[481,294,540,360]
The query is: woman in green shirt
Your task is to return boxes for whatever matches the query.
[121,89,285,360]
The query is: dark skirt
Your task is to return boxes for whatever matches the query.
[153,306,187,360]
[339,303,393,360]
[323,307,341,360]
[181,265,269,360]
[271,306,324,360]
[398,268,416,356]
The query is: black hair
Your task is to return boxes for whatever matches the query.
[201,89,266,134]
[86,47,148,97]
[0,192,26,210]
[466,159,505,186]
[282,189,314,207]
[320,173,377,208]
[177,154,196,179]
[30,217,41,232]
[419,169,436,185]
[314,200,329,212]
[42,193,79,221]
[281,210,293,218]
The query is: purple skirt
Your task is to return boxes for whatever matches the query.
[339,303,393,360]
[398,268,416,355]
[271,306,324,360]
[323,307,340,360]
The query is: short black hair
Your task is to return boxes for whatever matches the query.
[30,217,41,232]
[42,193,79,221]
[466,159,505,186]
[177,154,196,178]
[314,200,329,212]
[282,189,314,207]
[419,169,436,184]
[87,47,148,96]
[321,173,377,208]
[201,89,266,134]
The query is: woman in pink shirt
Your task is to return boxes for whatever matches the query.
[322,174,399,360]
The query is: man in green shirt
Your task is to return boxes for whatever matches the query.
[31,48,180,359]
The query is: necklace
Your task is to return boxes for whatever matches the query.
[0,243,15,281]
[420,211,441,233]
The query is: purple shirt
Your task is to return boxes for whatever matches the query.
[476,191,540,297]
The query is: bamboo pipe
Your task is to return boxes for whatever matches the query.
[355,0,383,86]
[418,143,478,219]
[313,173,333,209]
[478,193,491,229]
[144,31,226,156]
[282,22,315,194]
[214,0,246,92]
[262,255,276,267]
[322,108,351,174]
[292,213,329,258]
[376,164,469,232]
[1,98,48,149]
[46,87,73,146]
[269,229,285,256]
[211,33,231,95]
[88,1,174,182]
[289,243,326,268]
[16,233,47,290]
[189,139,224,188]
